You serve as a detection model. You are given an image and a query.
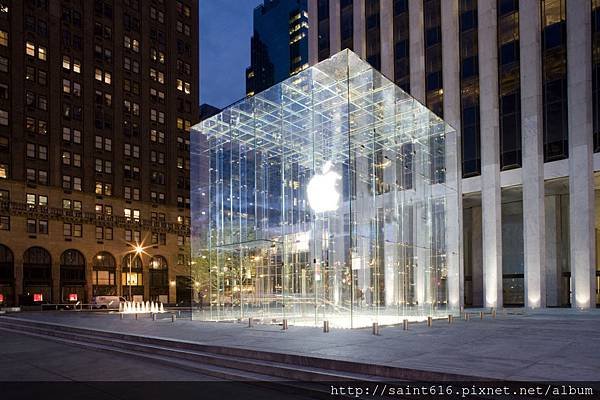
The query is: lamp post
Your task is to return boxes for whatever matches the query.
[128,244,144,301]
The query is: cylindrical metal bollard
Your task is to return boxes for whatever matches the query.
[120,313,124,320]
[492,309,497,319]
[171,314,176,323]
[135,313,138,320]
[323,320,329,333]
[403,319,409,330]
[427,316,432,327]
[248,317,253,328]
[152,313,156,321]
[282,319,288,330]
[448,314,453,324]
[465,313,470,321]
[479,311,484,320]
[372,322,379,336]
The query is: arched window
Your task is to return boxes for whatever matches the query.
[23,246,52,282]
[23,246,51,266]
[149,255,168,270]
[60,249,86,283]
[122,255,143,270]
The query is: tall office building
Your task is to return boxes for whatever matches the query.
[308,0,600,309]
[246,0,309,96]
[0,0,199,306]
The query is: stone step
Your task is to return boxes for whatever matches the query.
[0,318,388,383]
[0,316,483,382]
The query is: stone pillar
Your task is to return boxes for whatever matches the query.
[408,0,425,103]
[380,0,394,80]
[441,0,463,309]
[567,0,595,309]
[478,0,502,308]
[308,0,319,65]
[520,0,546,309]
[352,0,366,58]
[329,0,341,54]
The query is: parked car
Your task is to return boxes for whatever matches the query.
[91,296,126,309]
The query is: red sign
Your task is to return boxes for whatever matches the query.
[0,294,4,303]
[33,293,43,302]
[68,293,78,301]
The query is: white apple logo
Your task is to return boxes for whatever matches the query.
[307,161,341,213]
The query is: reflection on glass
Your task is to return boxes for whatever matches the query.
[191,50,460,328]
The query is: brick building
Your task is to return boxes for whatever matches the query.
[0,0,199,306]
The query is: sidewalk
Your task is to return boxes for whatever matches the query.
[4,309,600,381]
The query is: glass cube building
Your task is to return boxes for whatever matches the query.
[191,50,460,328]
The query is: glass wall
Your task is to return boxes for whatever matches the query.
[191,50,460,328]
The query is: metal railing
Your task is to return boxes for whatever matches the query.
[1,200,190,235]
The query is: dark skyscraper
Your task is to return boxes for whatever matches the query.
[246,0,309,96]
[0,0,198,306]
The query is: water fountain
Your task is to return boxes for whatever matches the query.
[119,301,166,314]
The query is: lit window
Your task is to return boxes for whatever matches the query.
[0,30,7,46]
[62,55,71,70]
[38,46,46,61]
[26,42,35,56]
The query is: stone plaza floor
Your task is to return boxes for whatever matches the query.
[2,308,600,381]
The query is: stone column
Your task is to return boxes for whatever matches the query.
[520,0,546,308]
[353,0,366,58]
[441,0,463,309]
[408,0,425,102]
[478,0,502,308]
[380,0,394,80]
[329,0,341,54]
[567,0,595,309]
[308,0,319,65]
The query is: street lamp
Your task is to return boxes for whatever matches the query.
[128,244,144,301]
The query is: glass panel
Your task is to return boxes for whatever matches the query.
[191,50,460,328]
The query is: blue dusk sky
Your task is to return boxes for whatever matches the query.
[200,0,263,109]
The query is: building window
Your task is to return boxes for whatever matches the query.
[498,0,521,169]
[393,0,410,91]
[365,0,381,70]
[0,30,7,46]
[0,215,9,230]
[541,0,568,161]
[593,0,600,151]
[424,0,443,118]
[317,0,330,61]
[0,109,7,125]
[459,0,480,177]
